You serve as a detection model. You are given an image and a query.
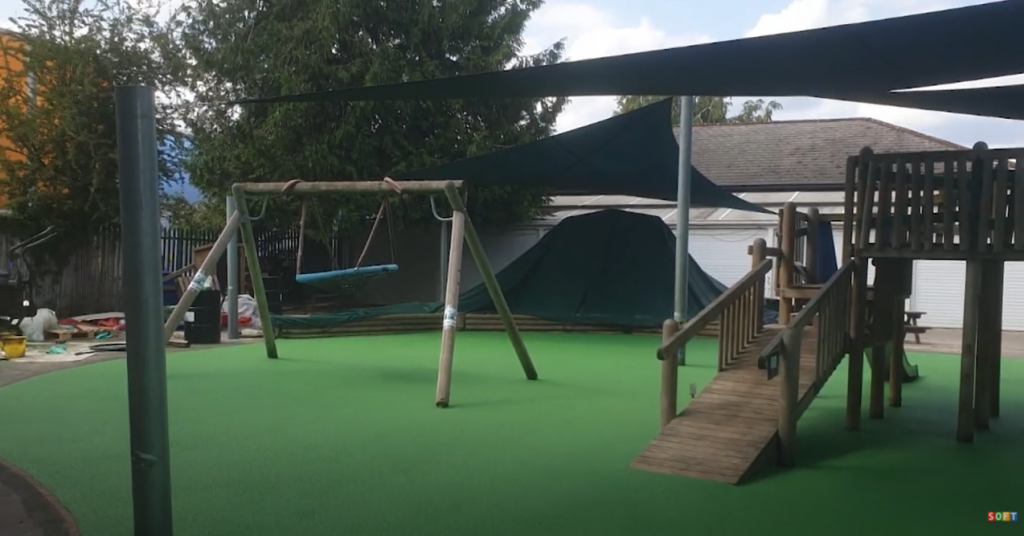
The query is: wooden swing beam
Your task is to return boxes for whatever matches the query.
[236,179,461,195]
[192,178,538,408]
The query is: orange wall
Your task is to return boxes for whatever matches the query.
[0,33,30,208]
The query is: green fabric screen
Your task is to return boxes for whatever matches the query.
[236,2,1024,106]
[397,100,768,211]
[273,209,771,331]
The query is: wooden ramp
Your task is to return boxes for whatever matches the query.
[631,327,825,484]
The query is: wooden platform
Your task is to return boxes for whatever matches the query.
[631,327,828,484]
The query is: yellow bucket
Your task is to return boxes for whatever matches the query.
[2,336,27,359]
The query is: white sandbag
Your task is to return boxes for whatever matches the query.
[221,294,261,328]
[21,308,59,342]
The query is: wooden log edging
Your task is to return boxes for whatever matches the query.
[277,313,721,339]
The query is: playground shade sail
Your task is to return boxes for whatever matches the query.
[274,209,774,331]
[396,100,769,210]
[235,2,1024,109]
[821,83,1024,122]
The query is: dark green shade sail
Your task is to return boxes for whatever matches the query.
[234,2,1024,106]
[823,84,1024,122]
[395,99,769,212]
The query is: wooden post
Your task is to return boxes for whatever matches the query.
[845,257,868,430]
[442,182,538,380]
[435,210,466,408]
[231,185,279,359]
[991,261,1004,418]
[889,287,906,407]
[974,260,1000,429]
[957,259,983,443]
[660,319,679,430]
[779,202,796,324]
[868,260,887,419]
[841,155,859,262]
[751,238,767,330]
[778,328,801,467]
[806,208,820,283]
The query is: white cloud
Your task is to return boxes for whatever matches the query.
[523,2,710,132]
[746,0,869,37]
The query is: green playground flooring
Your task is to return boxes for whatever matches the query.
[0,332,1020,536]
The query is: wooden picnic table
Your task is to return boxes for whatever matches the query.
[904,310,929,343]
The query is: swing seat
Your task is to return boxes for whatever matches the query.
[296,264,399,291]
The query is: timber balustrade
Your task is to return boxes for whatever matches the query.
[757,259,853,465]
[850,144,1024,259]
[656,255,773,429]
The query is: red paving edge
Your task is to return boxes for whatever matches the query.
[0,457,79,536]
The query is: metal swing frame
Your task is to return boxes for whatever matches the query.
[162,178,537,408]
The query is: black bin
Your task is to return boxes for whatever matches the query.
[262,276,283,315]
[185,289,221,345]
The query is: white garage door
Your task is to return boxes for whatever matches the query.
[913,260,1024,330]
[686,227,773,288]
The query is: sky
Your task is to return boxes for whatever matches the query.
[0,0,1021,150]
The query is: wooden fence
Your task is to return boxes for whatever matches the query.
[0,226,337,318]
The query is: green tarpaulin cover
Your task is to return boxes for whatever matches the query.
[274,209,764,330]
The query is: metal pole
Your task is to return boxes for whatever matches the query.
[162,211,242,342]
[674,95,694,366]
[438,220,449,301]
[226,196,239,339]
[115,85,174,536]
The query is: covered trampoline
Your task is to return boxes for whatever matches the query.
[274,209,778,334]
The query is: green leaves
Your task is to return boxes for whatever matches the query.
[181,0,563,231]
[614,95,783,126]
[0,0,187,238]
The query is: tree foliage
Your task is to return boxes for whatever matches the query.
[175,0,567,234]
[614,95,783,125]
[0,0,186,238]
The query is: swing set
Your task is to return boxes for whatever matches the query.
[165,178,538,407]
[291,177,401,293]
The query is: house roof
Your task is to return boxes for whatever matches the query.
[683,118,965,192]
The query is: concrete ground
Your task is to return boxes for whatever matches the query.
[904,327,1024,358]
[0,327,1019,536]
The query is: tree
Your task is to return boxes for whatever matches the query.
[175,0,567,235]
[614,96,783,125]
[0,0,187,238]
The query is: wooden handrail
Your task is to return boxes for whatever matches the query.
[656,258,772,361]
[758,259,855,375]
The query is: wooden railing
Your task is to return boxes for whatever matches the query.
[656,240,773,429]
[757,259,854,466]
[850,144,1024,258]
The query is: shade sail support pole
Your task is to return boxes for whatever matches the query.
[674,95,694,366]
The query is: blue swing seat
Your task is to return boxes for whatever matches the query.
[296,264,399,291]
